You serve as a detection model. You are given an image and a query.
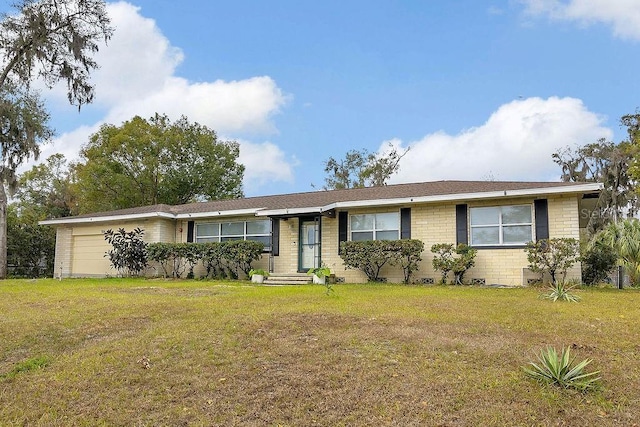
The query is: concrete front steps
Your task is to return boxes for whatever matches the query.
[263,272,312,285]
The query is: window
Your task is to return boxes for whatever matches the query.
[470,205,532,246]
[350,212,399,241]
[195,219,271,250]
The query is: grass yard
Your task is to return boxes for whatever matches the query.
[1,279,639,426]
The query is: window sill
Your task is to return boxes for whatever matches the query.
[471,245,527,250]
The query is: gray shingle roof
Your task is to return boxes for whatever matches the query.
[53,180,598,222]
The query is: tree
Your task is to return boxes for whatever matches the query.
[323,144,409,190]
[7,154,75,277]
[7,204,55,277]
[0,84,53,278]
[74,114,245,213]
[0,0,112,278]
[16,153,77,218]
[553,139,637,232]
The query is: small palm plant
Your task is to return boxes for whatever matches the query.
[523,346,600,391]
[541,281,580,302]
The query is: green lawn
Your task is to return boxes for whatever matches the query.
[1,278,639,426]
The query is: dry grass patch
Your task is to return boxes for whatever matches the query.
[0,279,639,425]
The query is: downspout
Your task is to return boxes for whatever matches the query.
[269,218,274,274]
[317,212,322,268]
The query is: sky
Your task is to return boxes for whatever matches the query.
[8,0,640,197]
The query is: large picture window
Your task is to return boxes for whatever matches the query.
[350,212,399,241]
[470,205,532,246]
[195,219,271,250]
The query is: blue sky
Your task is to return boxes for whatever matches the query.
[13,0,640,197]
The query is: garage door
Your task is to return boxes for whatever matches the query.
[71,234,114,276]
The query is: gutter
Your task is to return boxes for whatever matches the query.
[39,211,176,226]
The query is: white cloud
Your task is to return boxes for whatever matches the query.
[29,1,292,193]
[37,125,100,165]
[103,76,286,135]
[386,96,612,184]
[521,0,640,40]
[91,2,184,106]
[237,140,296,193]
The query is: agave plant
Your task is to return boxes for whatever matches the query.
[523,346,600,391]
[541,281,580,302]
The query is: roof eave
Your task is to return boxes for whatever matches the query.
[40,183,602,225]
[39,211,176,226]
[255,207,323,217]
[324,183,603,210]
[175,208,265,219]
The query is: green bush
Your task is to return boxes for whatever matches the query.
[594,219,640,286]
[430,243,477,285]
[147,242,175,278]
[147,242,192,278]
[200,242,226,279]
[525,238,579,285]
[393,239,424,284]
[221,240,264,278]
[339,239,424,283]
[581,241,617,286]
[103,228,148,277]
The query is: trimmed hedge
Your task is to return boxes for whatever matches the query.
[430,243,477,285]
[339,239,424,283]
[147,240,264,279]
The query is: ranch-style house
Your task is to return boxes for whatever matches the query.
[40,180,602,285]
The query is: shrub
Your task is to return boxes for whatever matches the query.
[523,346,600,392]
[221,240,264,278]
[394,239,424,284]
[592,219,640,287]
[181,243,202,279]
[340,240,392,282]
[451,244,477,285]
[147,242,192,278]
[103,228,148,277]
[430,243,477,285]
[339,239,424,283]
[201,242,226,279]
[581,240,617,286]
[147,242,174,278]
[430,243,455,284]
[525,238,579,285]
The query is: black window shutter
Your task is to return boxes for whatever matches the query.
[338,211,348,254]
[400,208,411,239]
[534,199,549,241]
[271,218,280,256]
[456,204,468,245]
[186,221,195,243]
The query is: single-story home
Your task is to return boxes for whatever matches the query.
[40,180,602,285]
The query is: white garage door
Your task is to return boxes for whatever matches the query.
[71,234,114,276]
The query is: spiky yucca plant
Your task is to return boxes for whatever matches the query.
[541,281,580,302]
[523,347,600,391]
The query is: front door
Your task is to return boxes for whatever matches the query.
[299,218,320,271]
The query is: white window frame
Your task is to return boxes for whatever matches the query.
[195,219,271,251]
[469,205,533,246]
[350,212,400,241]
